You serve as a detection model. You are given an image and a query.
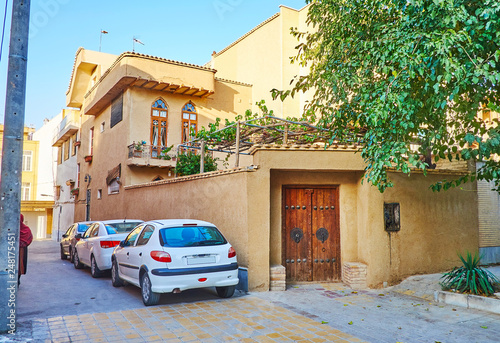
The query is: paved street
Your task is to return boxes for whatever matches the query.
[2,240,500,342]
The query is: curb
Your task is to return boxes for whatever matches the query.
[435,291,500,314]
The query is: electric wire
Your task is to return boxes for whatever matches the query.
[0,0,9,63]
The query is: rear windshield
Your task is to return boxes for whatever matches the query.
[106,222,142,235]
[77,224,92,233]
[159,226,227,247]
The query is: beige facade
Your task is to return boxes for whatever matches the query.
[66,49,252,221]
[209,5,312,118]
[60,4,483,291]
[89,147,478,290]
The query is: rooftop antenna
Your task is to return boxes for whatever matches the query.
[99,29,108,52]
[132,36,144,52]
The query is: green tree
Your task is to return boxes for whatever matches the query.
[175,150,218,176]
[273,0,500,192]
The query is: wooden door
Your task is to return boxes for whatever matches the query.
[283,186,340,282]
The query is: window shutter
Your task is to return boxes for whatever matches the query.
[110,93,123,128]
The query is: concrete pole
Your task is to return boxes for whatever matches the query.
[0,0,31,334]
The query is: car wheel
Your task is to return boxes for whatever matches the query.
[141,273,160,306]
[90,255,103,278]
[73,250,84,269]
[111,259,124,287]
[69,247,74,263]
[60,245,67,260]
[216,285,236,298]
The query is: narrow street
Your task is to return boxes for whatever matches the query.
[3,240,500,342]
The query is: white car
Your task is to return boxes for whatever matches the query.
[73,219,144,277]
[111,219,239,306]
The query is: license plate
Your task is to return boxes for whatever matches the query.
[187,255,216,265]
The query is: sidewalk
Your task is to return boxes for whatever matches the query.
[6,296,366,343]
[2,240,500,342]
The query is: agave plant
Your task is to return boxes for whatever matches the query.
[440,252,500,296]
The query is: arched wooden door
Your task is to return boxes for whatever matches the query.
[282,186,340,281]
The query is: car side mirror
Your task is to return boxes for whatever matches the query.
[75,234,82,239]
[62,234,68,238]
[119,240,127,247]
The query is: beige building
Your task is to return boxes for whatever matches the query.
[65,49,252,221]
[61,4,485,291]
[208,4,312,118]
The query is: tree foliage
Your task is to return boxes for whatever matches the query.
[175,150,218,176]
[273,0,500,192]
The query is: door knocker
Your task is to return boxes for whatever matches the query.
[290,227,304,244]
[316,228,329,243]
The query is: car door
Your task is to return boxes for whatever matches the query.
[127,225,155,282]
[115,225,144,278]
[61,225,74,253]
[82,224,100,265]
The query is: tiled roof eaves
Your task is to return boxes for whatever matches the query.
[66,47,85,95]
[386,167,469,176]
[83,52,217,100]
[119,52,217,73]
[248,144,362,155]
[124,166,257,190]
[215,77,252,87]
[213,12,280,58]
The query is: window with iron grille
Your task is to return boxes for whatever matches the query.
[384,203,400,232]
[108,179,120,195]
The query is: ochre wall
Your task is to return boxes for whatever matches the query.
[77,146,480,291]
[256,149,479,288]
[122,171,253,285]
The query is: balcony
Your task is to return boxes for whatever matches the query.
[126,144,176,169]
[52,110,79,147]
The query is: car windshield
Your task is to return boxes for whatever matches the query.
[77,224,92,233]
[105,222,142,235]
[159,226,227,247]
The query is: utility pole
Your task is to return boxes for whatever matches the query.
[0,0,31,334]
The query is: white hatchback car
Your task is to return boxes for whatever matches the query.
[73,219,143,277]
[111,219,239,306]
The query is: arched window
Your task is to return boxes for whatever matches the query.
[151,98,168,158]
[182,102,197,143]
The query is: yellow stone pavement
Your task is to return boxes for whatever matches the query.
[40,296,366,343]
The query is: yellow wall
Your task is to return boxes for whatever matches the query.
[211,5,311,118]
[0,125,38,200]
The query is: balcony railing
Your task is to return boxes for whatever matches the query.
[52,110,79,147]
[127,143,176,168]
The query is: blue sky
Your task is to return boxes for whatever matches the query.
[0,0,307,130]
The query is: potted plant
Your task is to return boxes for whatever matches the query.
[70,188,79,196]
[160,145,174,160]
[84,155,93,163]
[133,140,147,157]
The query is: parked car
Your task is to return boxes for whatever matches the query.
[60,221,94,262]
[73,219,143,277]
[111,219,239,306]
